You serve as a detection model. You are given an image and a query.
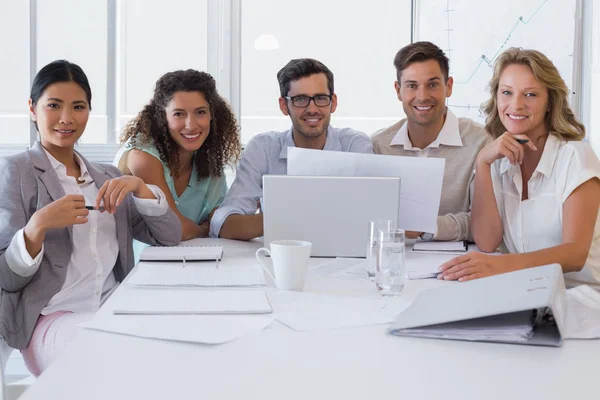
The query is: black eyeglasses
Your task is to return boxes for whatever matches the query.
[284,94,332,108]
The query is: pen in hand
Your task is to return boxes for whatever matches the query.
[85,206,106,212]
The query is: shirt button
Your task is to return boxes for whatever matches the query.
[95,290,100,296]
[91,228,97,233]
[93,253,98,258]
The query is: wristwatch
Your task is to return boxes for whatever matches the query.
[420,232,434,241]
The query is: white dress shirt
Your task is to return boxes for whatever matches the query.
[4,149,168,314]
[490,134,600,288]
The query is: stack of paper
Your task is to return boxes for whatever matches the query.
[405,248,503,280]
[128,263,266,287]
[404,251,450,280]
[390,311,534,343]
[113,289,273,315]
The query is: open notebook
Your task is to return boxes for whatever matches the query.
[140,244,223,261]
[113,289,273,315]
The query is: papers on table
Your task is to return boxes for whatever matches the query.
[563,285,600,339]
[405,251,452,280]
[405,247,503,280]
[390,311,534,343]
[287,147,445,234]
[112,289,273,315]
[269,291,401,331]
[81,313,274,345]
[308,258,369,281]
[128,263,267,287]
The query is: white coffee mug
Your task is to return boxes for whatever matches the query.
[255,240,312,291]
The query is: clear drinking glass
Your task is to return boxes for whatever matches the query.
[366,220,396,280]
[376,229,405,296]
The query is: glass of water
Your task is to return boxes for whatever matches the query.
[376,229,405,296]
[366,220,396,280]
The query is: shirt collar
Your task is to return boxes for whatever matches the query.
[534,134,562,178]
[389,108,463,150]
[498,134,562,177]
[280,125,341,159]
[42,147,93,183]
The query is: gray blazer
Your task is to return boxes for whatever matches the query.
[0,142,182,349]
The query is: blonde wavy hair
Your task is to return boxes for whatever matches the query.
[482,47,585,141]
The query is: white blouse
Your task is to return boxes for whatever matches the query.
[4,149,168,314]
[490,134,600,288]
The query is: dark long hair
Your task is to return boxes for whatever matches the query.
[121,69,241,179]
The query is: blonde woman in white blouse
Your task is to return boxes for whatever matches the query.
[438,48,600,288]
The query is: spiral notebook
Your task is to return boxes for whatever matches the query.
[140,244,223,261]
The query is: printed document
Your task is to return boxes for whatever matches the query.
[287,147,445,233]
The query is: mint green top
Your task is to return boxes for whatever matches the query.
[114,138,227,262]
[114,138,227,223]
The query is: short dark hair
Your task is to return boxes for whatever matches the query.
[30,60,92,109]
[276,58,334,97]
[393,41,450,83]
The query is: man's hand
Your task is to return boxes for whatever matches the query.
[405,231,423,239]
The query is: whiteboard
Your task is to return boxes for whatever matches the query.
[415,0,578,124]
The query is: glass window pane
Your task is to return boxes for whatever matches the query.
[241,0,412,144]
[37,0,108,144]
[0,1,30,145]
[118,0,209,135]
[416,0,576,124]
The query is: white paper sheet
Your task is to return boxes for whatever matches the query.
[287,147,445,233]
[80,314,274,345]
[563,285,600,339]
[128,263,267,287]
[308,258,369,281]
[112,289,273,315]
[405,248,503,280]
[269,291,400,331]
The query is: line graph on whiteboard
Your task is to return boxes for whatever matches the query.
[415,0,577,122]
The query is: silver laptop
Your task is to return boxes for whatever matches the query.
[263,175,400,257]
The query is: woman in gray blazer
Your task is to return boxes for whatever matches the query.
[0,60,182,376]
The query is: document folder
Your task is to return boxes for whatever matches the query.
[388,264,567,346]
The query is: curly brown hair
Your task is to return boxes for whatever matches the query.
[121,69,241,179]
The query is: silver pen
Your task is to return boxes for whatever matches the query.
[215,257,220,269]
[182,255,186,268]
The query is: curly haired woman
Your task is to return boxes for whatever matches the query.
[114,70,241,244]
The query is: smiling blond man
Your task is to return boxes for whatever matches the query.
[372,42,491,242]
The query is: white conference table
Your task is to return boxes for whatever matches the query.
[21,239,598,400]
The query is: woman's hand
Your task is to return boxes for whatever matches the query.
[24,194,89,257]
[27,194,89,234]
[477,132,537,166]
[95,176,148,214]
[437,252,515,282]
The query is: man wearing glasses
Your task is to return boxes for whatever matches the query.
[210,58,372,240]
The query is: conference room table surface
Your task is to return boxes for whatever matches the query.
[20,238,598,400]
